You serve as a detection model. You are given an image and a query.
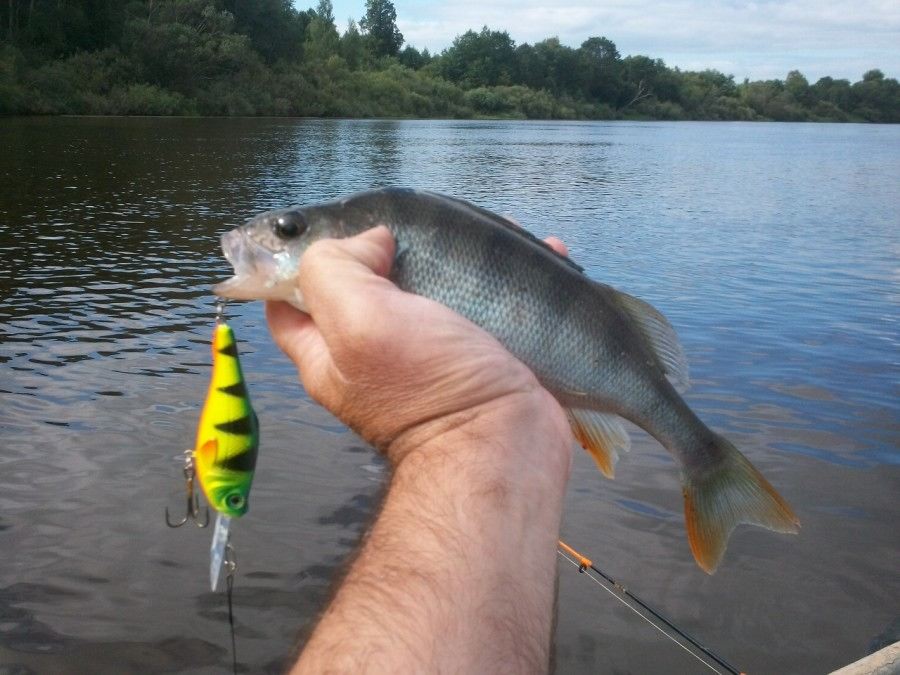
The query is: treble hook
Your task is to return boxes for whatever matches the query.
[165,449,210,528]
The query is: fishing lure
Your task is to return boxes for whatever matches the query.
[166,307,259,592]
[192,318,259,521]
[195,315,259,591]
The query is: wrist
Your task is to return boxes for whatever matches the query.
[294,387,572,673]
[372,388,571,672]
[387,386,573,491]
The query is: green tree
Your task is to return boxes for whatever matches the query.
[0,43,28,113]
[530,38,580,96]
[439,27,516,87]
[316,0,335,25]
[3,0,127,59]
[578,36,622,103]
[222,0,307,63]
[340,18,366,69]
[1,0,897,121]
[785,69,812,106]
[399,45,429,70]
[305,0,340,61]
[676,69,738,117]
[851,69,900,122]
[738,77,807,120]
[122,0,260,98]
[620,55,677,103]
[811,76,852,110]
[360,0,403,58]
[512,43,546,90]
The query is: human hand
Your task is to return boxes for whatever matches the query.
[265,226,572,471]
[274,226,574,672]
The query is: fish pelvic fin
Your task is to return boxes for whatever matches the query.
[567,408,631,479]
[616,291,690,392]
[683,433,800,574]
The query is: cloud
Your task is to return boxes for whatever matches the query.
[317,0,899,81]
[386,0,900,81]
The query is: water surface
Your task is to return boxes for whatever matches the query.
[1,117,898,673]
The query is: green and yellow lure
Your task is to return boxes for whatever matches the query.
[193,321,259,519]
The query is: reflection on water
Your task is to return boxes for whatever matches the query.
[1,118,898,674]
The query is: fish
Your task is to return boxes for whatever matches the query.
[213,187,799,573]
[193,320,259,519]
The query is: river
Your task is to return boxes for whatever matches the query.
[1,117,898,674]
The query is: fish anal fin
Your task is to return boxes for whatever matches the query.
[566,408,631,479]
[683,433,800,574]
[616,291,690,392]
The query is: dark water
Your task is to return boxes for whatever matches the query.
[1,117,897,674]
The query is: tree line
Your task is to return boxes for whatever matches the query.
[1,0,897,121]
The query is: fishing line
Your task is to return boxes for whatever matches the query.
[557,541,743,675]
[225,542,238,675]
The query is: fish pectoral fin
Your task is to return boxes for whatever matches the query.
[615,290,690,392]
[566,408,631,479]
[682,433,800,574]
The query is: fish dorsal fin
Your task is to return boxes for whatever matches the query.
[566,408,631,478]
[422,191,586,274]
[616,291,690,392]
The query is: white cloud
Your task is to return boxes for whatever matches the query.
[385,0,900,81]
[310,1,899,81]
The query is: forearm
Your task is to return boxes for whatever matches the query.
[292,392,572,674]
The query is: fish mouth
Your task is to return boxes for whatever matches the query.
[213,228,276,300]
[213,227,306,309]
[220,228,259,277]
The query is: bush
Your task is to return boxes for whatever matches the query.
[107,84,189,115]
[465,87,513,115]
[0,44,27,114]
[26,48,132,114]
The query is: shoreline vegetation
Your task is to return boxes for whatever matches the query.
[1,1,897,123]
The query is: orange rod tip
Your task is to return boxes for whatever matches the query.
[558,540,592,570]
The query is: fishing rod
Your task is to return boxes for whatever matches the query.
[557,540,745,675]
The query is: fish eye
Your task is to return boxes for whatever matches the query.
[226,493,245,509]
[274,215,305,239]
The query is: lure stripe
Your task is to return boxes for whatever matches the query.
[218,342,239,358]
[218,381,248,398]
[219,449,257,473]
[215,414,254,436]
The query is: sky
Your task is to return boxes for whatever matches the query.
[303,0,900,83]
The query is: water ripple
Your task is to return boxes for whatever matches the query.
[1,117,898,674]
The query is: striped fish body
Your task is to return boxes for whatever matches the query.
[193,322,259,518]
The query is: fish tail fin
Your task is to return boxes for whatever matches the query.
[683,433,799,574]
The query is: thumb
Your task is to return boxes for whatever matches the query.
[343,225,396,278]
[298,225,398,327]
